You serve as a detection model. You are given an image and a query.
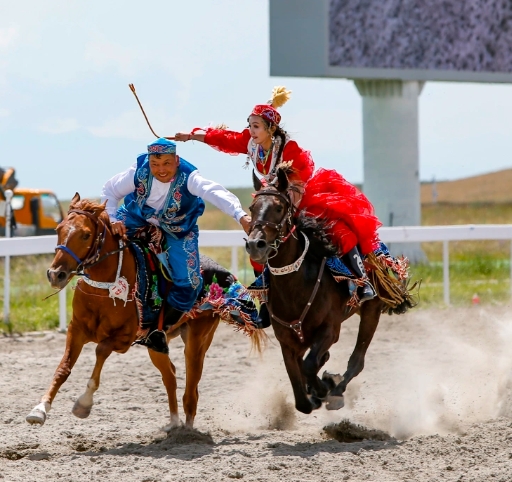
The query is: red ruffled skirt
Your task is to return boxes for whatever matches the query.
[299,168,381,255]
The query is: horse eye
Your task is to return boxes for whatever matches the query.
[82,233,91,241]
[276,205,283,213]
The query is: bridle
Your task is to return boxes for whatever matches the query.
[55,209,125,276]
[248,188,296,251]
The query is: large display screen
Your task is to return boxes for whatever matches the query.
[270,0,512,83]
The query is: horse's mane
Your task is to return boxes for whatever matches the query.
[252,184,338,260]
[295,211,338,259]
[69,198,110,224]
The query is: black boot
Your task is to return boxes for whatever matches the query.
[254,303,271,329]
[135,307,185,355]
[141,329,169,354]
[342,247,376,303]
[163,306,186,329]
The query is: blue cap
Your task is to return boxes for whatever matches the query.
[147,138,176,155]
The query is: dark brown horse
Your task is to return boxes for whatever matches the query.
[246,170,414,414]
[26,194,259,429]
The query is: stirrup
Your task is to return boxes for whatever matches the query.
[134,329,169,354]
[253,304,271,330]
[357,280,376,303]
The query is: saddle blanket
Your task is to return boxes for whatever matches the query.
[129,227,259,335]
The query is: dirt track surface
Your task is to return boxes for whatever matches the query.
[1,306,512,481]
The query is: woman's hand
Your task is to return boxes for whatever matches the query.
[174,132,192,142]
[111,220,127,238]
[240,215,251,235]
[175,132,206,143]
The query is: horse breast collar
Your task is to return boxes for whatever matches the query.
[267,232,309,275]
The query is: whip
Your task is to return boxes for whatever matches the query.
[128,83,175,140]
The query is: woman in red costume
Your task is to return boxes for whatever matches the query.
[175,87,382,319]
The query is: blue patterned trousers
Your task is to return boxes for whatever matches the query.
[156,227,203,311]
[120,209,203,311]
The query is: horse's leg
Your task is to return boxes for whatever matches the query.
[280,344,321,414]
[303,331,337,400]
[26,322,87,425]
[147,348,180,428]
[180,313,219,428]
[327,300,381,410]
[71,338,114,419]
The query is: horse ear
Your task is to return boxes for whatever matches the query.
[276,168,289,193]
[92,199,107,217]
[252,170,263,191]
[70,192,80,208]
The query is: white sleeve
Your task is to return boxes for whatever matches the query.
[187,170,247,223]
[100,164,137,222]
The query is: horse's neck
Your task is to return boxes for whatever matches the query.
[84,232,122,281]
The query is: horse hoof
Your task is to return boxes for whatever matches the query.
[72,400,92,419]
[310,395,323,410]
[325,395,345,411]
[26,408,46,426]
[162,421,182,433]
[322,371,344,390]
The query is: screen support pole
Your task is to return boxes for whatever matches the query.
[355,79,427,263]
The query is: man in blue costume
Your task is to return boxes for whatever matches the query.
[101,138,251,354]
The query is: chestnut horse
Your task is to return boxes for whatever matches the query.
[26,194,256,429]
[246,170,414,414]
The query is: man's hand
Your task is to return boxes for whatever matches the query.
[111,221,127,238]
[240,215,251,235]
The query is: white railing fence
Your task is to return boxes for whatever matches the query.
[2,224,512,331]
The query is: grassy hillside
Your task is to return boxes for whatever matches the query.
[421,168,512,204]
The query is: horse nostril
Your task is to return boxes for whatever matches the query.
[57,272,67,281]
[256,240,267,249]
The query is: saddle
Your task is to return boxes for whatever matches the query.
[128,226,259,335]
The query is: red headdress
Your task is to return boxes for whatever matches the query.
[250,86,292,125]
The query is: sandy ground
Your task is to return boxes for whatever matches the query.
[2,306,512,481]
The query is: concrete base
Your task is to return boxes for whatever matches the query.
[355,79,427,264]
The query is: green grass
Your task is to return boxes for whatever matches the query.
[0,255,75,334]
[3,197,512,333]
[410,257,511,308]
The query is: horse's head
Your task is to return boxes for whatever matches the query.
[246,169,294,264]
[47,193,108,289]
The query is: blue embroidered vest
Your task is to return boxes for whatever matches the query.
[119,154,205,239]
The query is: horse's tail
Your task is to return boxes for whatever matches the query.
[249,329,269,355]
[366,252,420,315]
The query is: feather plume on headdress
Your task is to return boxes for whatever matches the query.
[270,86,292,109]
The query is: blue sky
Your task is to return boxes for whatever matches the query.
[1,0,512,200]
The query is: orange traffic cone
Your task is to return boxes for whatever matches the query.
[472,293,480,305]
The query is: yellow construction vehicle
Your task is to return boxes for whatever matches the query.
[0,167,64,236]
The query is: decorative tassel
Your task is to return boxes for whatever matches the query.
[215,123,229,130]
[270,86,292,108]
